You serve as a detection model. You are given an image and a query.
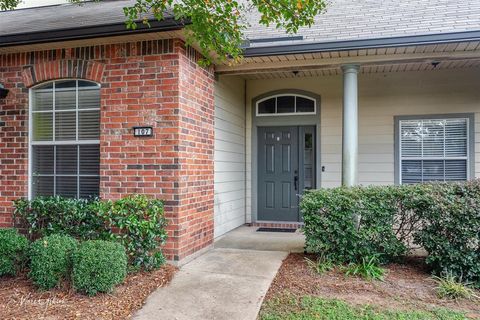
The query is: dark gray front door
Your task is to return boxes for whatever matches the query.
[257,126,315,221]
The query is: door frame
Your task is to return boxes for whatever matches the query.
[251,89,321,223]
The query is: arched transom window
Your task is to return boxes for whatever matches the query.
[30,80,100,199]
[256,94,316,116]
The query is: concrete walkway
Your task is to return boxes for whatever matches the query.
[133,226,305,320]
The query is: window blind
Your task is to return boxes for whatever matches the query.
[31,80,100,198]
[399,118,468,184]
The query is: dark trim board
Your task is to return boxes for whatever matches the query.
[244,30,480,57]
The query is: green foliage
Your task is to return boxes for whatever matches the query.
[94,194,167,271]
[14,195,167,271]
[122,0,327,65]
[301,185,417,264]
[341,257,386,281]
[301,181,480,286]
[29,234,78,290]
[433,274,479,300]
[14,196,107,240]
[304,254,334,275]
[0,0,20,11]
[413,181,480,288]
[260,295,467,320]
[0,0,327,65]
[72,240,127,296]
[0,229,28,276]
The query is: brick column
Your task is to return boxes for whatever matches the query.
[0,39,215,262]
[172,43,215,261]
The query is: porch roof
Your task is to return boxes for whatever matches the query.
[243,0,480,51]
[216,40,480,77]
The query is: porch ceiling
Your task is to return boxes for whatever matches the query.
[240,58,480,80]
[216,41,480,78]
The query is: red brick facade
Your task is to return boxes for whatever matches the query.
[0,39,215,261]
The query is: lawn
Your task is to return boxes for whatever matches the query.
[259,254,480,320]
[0,265,176,320]
[261,295,466,320]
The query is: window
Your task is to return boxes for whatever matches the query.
[30,80,100,198]
[398,116,471,184]
[257,94,315,116]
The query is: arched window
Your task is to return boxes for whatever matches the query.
[30,80,100,198]
[256,94,316,116]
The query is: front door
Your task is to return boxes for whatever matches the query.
[257,126,315,221]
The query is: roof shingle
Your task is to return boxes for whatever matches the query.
[0,0,479,49]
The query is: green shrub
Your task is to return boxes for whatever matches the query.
[73,240,127,296]
[0,229,28,276]
[14,195,168,271]
[14,196,107,240]
[301,180,480,286]
[95,195,167,271]
[414,181,480,287]
[301,185,417,264]
[29,234,78,290]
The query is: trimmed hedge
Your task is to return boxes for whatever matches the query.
[13,196,107,240]
[414,181,480,286]
[29,234,78,290]
[14,195,167,270]
[72,240,127,296]
[301,181,480,287]
[0,229,28,276]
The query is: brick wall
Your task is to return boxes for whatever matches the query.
[0,39,215,261]
[0,61,27,228]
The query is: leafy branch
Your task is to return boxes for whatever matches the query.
[1,0,327,65]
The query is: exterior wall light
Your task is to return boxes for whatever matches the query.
[0,83,9,99]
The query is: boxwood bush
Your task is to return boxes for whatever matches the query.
[301,181,480,286]
[29,234,78,290]
[14,194,167,271]
[0,229,28,276]
[72,240,127,296]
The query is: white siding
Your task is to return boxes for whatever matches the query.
[214,76,246,238]
[246,67,480,220]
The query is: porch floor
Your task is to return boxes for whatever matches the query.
[133,226,304,320]
[215,225,305,252]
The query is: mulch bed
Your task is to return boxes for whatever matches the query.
[0,265,177,320]
[265,253,480,319]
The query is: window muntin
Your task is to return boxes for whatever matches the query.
[256,94,315,116]
[30,80,100,198]
[399,118,469,184]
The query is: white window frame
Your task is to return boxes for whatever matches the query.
[398,116,472,184]
[28,79,101,199]
[256,94,316,117]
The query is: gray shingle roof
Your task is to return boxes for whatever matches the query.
[0,0,479,50]
[243,0,480,47]
[0,0,141,36]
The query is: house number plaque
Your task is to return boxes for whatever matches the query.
[133,126,153,137]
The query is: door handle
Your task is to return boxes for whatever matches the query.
[294,175,298,191]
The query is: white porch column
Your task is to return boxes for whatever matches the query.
[341,64,360,187]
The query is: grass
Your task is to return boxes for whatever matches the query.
[433,274,479,300]
[341,256,386,281]
[259,295,468,320]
